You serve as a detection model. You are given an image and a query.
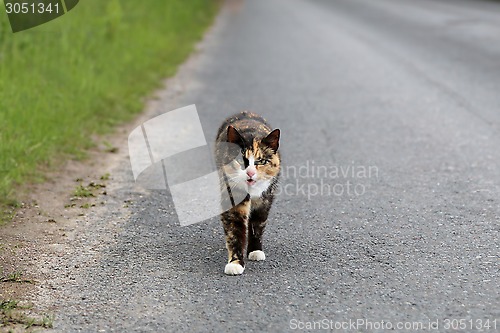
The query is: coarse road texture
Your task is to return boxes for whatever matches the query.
[48,0,499,332]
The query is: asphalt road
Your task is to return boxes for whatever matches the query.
[49,0,499,331]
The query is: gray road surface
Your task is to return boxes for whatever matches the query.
[48,0,500,331]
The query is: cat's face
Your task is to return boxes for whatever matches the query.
[223,127,280,198]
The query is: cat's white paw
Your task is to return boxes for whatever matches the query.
[248,250,266,261]
[224,262,245,275]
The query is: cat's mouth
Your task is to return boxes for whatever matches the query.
[246,179,256,186]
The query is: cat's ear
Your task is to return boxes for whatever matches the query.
[227,125,245,147]
[262,129,280,152]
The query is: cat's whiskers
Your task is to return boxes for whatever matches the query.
[222,173,241,184]
[220,173,247,194]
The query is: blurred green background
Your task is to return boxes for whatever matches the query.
[0,0,219,219]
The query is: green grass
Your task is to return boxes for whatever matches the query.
[1,272,34,284]
[72,185,94,198]
[0,0,220,220]
[1,299,54,329]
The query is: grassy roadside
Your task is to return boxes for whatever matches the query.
[0,0,220,222]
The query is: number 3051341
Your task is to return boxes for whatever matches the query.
[5,2,60,14]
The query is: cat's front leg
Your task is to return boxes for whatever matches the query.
[247,202,270,261]
[221,199,250,275]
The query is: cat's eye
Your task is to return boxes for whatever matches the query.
[254,159,269,165]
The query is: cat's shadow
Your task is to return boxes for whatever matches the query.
[154,217,228,276]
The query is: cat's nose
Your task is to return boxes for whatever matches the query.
[246,169,256,178]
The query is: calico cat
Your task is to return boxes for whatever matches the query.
[215,111,281,275]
